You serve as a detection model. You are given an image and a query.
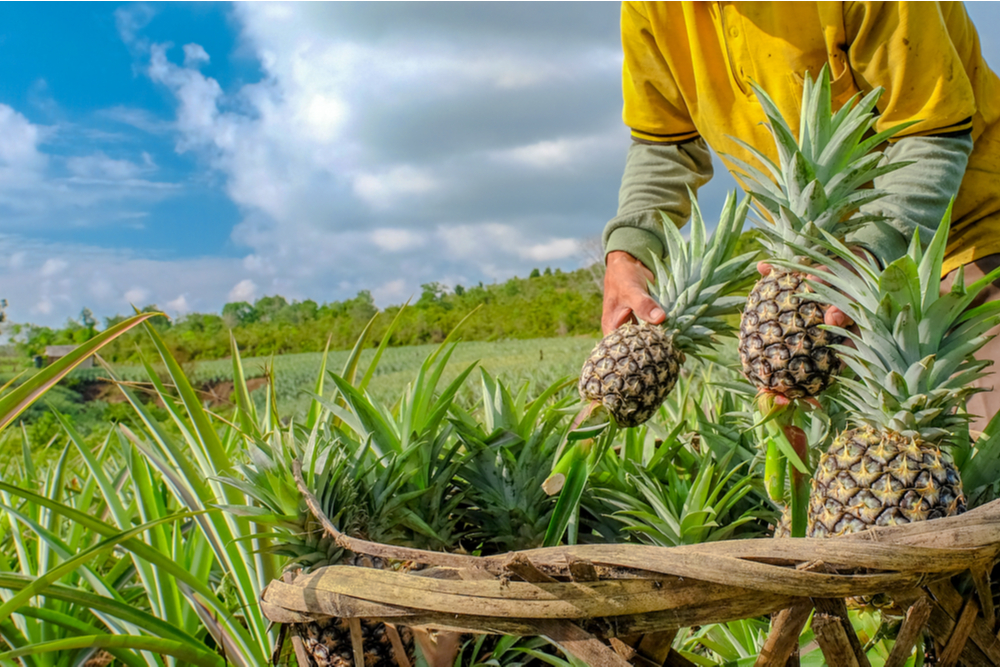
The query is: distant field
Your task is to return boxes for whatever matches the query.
[69,336,600,414]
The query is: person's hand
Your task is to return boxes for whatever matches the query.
[602,251,666,335]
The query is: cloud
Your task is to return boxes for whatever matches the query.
[40,258,68,277]
[370,228,427,253]
[228,279,257,303]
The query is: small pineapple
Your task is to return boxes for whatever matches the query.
[222,436,418,667]
[787,214,1000,538]
[734,66,912,399]
[581,192,755,427]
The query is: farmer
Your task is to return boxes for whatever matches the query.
[602,1,1000,429]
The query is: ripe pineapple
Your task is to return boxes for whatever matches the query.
[788,215,1000,538]
[580,191,755,427]
[735,67,912,399]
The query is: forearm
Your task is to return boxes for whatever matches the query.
[848,133,973,264]
[603,138,714,270]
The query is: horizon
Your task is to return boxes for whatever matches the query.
[2,2,998,328]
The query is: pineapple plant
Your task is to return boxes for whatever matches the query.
[224,431,425,667]
[779,213,1000,538]
[734,66,914,399]
[580,191,756,427]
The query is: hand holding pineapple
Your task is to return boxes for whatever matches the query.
[601,250,665,334]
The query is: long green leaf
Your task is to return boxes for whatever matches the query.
[0,312,161,432]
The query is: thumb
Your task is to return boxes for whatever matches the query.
[633,296,666,325]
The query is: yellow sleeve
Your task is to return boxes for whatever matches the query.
[844,1,976,138]
[621,2,699,144]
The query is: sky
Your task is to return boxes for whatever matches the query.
[2,2,999,328]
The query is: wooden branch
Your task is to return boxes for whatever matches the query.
[926,580,1000,664]
[635,629,679,665]
[349,617,365,667]
[939,595,980,667]
[282,571,312,667]
[754,600,812,666]
[535,619,632,667]
[385,624,411,667]
[972,567,995,632]
[883,597,932,667]
[566,555,599,582]
[811,597,870,667]
[812,613,860,667]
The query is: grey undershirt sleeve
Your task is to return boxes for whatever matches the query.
[603,138,714,271]
[848,133,973,264]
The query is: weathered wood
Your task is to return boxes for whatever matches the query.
[385,624,410,667]
[567,555,600,582]
[973,567,995,632]
[635,629,679,665]
[811,597,870,667]
[348,617,365,667]
[535,619,632,667]
[812,613,860,667]
[281,571,313,667]
[939,595,980,667]
[505,552,558,584]
[883,597,932,667]
[926,579,1000,663]
[662,649,698,667]
[754,600,812,667]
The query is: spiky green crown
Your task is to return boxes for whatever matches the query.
[777,210,1000,445]
[729,65,915,261]
[647,190,756,353]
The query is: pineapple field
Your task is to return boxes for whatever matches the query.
[0,67,999,667]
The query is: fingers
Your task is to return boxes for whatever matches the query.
[757,261,772,277]
[602,251,665,335]
[824,305,854,328]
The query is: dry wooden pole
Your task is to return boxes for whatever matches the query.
[811,596,870,667]
[385,625,411,667]
[972,567,996,632]
[754,600,812,666]
[635,629,679,665]
[883,597,932,667]
[812,613,860,667]
[349,617,365,667]
[926,580,1000,664]
[939,596,981,667]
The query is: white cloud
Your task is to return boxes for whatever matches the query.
[438,223,579,263]
[183,43,210,68]
[166,294,190,314]
[124,287,149,305]
[65,152,153,180]
[352,166,439,210]
[371,278,408,306]
[40,258,67,277]
[370,228,427,253]
[228,279,257,303]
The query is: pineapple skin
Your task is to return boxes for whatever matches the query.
[579,321,683,428]
[294,554,416,667]
[739,270,842,399]
[809,427,965,538]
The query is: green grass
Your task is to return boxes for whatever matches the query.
[66,335,599,415]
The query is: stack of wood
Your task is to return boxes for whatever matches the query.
[262,466,1000,666]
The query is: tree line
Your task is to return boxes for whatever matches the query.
[10,267,604,364]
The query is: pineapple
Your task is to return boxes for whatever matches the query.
[784,214,1000,538]
[224,435,418,667]
[580,191,755,427]
[734,66,913,399]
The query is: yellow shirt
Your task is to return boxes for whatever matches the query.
[622,1,1000,273]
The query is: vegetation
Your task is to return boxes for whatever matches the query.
[9,267,603,365]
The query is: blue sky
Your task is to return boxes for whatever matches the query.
[2,2,999,327]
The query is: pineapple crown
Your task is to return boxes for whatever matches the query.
[647,190,757,352]
[727,65,916,261]
[775,208,1000,445]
